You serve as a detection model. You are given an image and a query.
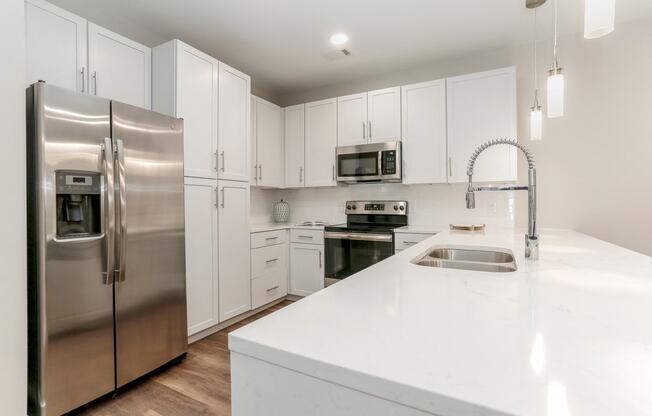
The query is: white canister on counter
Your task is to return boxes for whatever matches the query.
[273,199,290,223]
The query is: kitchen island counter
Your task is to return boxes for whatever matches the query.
[230,228,652,416]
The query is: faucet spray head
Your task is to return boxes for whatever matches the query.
[466,190,476,209]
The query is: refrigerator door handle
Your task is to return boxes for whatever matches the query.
[102,138,116,285]
[115,138,128,282]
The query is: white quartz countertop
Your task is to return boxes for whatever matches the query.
[394,225,445,234]
[230,228,652,416]
[250,223,326,233]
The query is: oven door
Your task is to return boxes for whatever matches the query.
[324,231,394,285]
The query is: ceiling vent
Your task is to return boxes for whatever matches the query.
[322,48,352,61]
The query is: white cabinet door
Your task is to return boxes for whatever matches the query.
[447,67,517,183]
[177,42,219,179]
[184,178,219,336]
[367,87,401,143]
[218,181,251,321]
[25,0,87,92]
[250,95,258,184]
[284,104,305,188]
[290,243,324,297]
[255,97,284,188]
[401,80,448,184]
[337,93,367,146]
[87,23,151,108]
[218,63,251,182]
[305,98,337,187]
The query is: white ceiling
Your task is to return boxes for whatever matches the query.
[49,0,652,98]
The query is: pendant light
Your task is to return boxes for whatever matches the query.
[547,0,564,118]
[584,0,615,39]
[530,8,543,141]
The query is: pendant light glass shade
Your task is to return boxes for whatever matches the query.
[584,0,615,39]
[547,69,565,118]
[530,106,543,141]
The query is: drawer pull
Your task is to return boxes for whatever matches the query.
[403,241,419,245]
[298,235,313,239]
[266,285,280,292]
[265,236,279,241]
[265,258,279,263]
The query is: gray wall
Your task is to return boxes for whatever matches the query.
[273,18,652,256]
[1,0,27,414]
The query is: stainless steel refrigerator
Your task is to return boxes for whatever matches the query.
[27,82,188,416]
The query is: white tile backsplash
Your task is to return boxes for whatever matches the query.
[252,183,515,228]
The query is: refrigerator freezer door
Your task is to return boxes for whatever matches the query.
[111,101,187,387]
[27,83,115,416]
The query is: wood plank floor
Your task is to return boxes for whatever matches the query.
[72,300,293,416]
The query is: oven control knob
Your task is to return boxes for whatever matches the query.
[399,205,405,211]
[393,205,399,211]
[347,205,352,210]
[352,204,357,210]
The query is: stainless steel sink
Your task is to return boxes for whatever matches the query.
[411,246,517,273]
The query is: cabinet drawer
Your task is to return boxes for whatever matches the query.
[251,244,287,279]
[252,270,287,309]
[394,233,434,251]
[251,229,287,249]
[290,229,324,245]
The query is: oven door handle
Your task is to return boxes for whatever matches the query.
[324,231,393,243]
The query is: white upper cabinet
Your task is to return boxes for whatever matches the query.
[367,87,401,143]
[217,181,251,322]
[401,79,448,184]
[218,63,251,182]
[337,93,367,146]
[447,66,517,183]
[305,98,337,187]
[153,40,218,179]
[87,23,151,108]
[284,104,305,188]
[253,97,284,188]
[184,177,219,336]
[25,0,87,92]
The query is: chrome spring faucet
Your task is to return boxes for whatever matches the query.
[465,139,539,260]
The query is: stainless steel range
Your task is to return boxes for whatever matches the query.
[324,201,408,285]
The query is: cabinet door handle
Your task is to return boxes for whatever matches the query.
[215,151,220,172]
[253,164,258,181]
[214,187,219,208]
[266,285,280,292]
[299,167,303,183]
[220,187,225,208]
[368,121,372,140]
[259,165,263,180]
[332,165,335,181]
[80,67,86,93]
[449,157,453,177]
[91,71,98,95]
[362,121,366,140]
[319,251,322,268]
[220,151,225,172]
[265,258,279,263]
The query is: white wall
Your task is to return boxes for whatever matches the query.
[273,18,652,256]
[0,0,27,414]
[252,184,514,229]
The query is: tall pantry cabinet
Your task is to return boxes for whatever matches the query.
[153,40,252,336]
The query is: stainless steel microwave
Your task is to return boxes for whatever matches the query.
[336,141,402,183]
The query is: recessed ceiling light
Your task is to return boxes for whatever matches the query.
[329,33,349,46]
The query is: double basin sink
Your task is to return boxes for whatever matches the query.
[411,246,517,273]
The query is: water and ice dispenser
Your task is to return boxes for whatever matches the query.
[55,171,101,238]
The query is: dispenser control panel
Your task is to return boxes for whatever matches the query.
[56,172,101,195]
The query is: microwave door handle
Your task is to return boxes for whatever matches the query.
[115,139,127,282]
[102,138,116,285]
[378,151,383,177]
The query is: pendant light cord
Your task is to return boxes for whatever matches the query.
[533,8,539,107]
[553,0,559,68]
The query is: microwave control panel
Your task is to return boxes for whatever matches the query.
[381,150,397,174]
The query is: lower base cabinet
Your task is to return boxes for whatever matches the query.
[218,180,251,322]
[290,243,324,297]
[251,233,288,309]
